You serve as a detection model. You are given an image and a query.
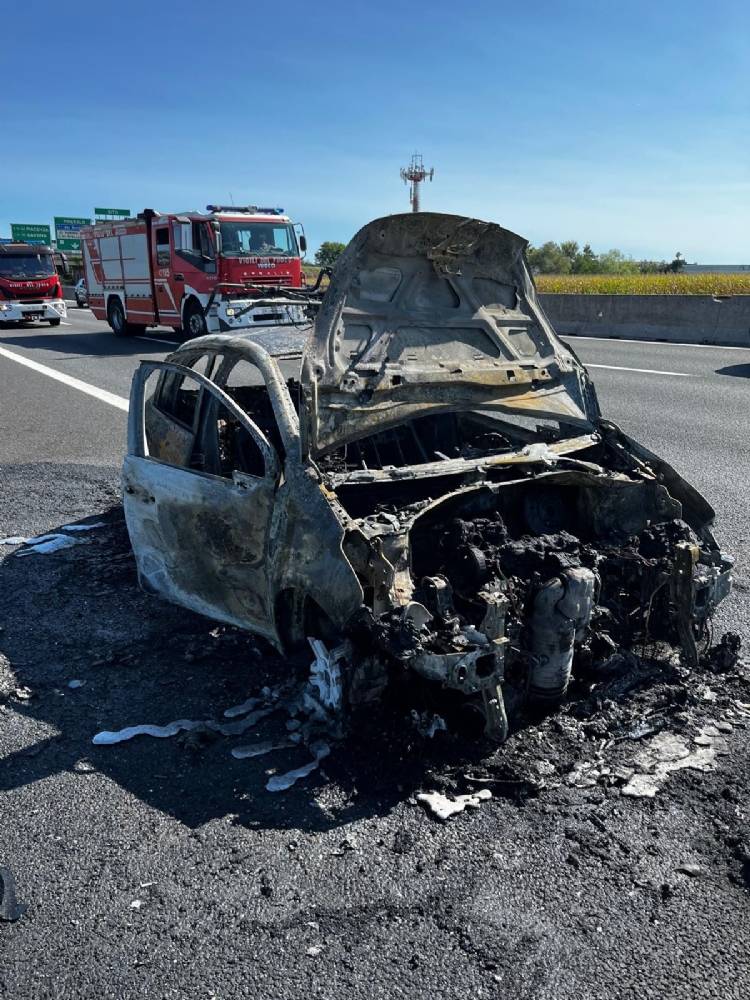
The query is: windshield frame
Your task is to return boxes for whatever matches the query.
[218,221,299,259]
[0,253,56,279]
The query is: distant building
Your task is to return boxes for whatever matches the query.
[682,264,750,274]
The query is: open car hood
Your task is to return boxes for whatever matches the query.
[300,213,600,457]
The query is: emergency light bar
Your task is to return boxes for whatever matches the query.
[205,205,285,215]
[206,205,257,213]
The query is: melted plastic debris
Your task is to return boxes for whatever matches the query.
[267,741,331,792]
[308,638,344,712]
[618,727,726,798]
[6,521,106,556]
[417,788,493,821]
[93,655,344,792]
[224,696,263,719]
[92,708,273,745]
[0,867,28,922]
[411,710,448,739]
[232,736,301,759]
[16,533,81,557]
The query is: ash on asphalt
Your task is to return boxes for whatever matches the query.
[3,507,750,998]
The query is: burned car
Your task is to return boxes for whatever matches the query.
[122,213,733,740]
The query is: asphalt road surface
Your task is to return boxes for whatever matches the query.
[2,308,750,999]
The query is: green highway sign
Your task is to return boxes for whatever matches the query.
[94,207,130,217]
[55,216,90,228]
[11,223,52,244]
[55,216,91,253]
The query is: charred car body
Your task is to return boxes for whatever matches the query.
[122,213,733,740]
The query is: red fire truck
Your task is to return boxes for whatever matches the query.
[80,206,309,337]
[0,241,69,327]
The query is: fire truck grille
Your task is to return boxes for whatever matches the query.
[246,275,293,286]
[12,289,51,302]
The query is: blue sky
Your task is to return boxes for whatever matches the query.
[1,0,748,261]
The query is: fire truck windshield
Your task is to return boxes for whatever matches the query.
[0,254,56,279]
[219,222,298,258]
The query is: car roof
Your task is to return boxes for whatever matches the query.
[173,324,313,361]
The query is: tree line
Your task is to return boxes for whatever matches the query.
[312,238,689,275]
[526,241,687,275]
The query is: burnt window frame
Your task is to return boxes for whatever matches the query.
[139,353,280,483]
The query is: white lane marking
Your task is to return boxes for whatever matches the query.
[566,335,750,352]
[0,344,129,411]
[135,335,179,346]
[60,321,72,326]
[586,363,695,377]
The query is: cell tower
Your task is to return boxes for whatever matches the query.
[400,152,434,212]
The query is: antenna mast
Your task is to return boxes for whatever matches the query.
[400,152,434,212]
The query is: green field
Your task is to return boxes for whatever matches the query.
[303,266,750,296]
[303,265,329,286]
[534,273,750,295]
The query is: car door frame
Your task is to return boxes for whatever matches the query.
[123,359,282,642]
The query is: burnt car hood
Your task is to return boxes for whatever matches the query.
[300,213,600,457]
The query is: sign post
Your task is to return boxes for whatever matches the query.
[93,207,131,219]
[54,216,91,252]
[10,223,52,244]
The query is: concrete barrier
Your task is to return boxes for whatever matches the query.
[538,294,750,348]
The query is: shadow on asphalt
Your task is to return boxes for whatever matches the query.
[1,329,182,357]
[715,363,750,379]
[0,508,497,833]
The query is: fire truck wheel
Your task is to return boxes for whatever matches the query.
[184,300,207,338]
[108,297,134,337]
[48,319,61,327]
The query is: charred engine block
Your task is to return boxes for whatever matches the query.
[412,514,600,703]
[352,477,732,742]
[409,498,727,715]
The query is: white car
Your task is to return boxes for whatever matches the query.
[74,278,88,307]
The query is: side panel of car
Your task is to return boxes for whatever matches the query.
[123,359,281,643]
[122,344,367,649]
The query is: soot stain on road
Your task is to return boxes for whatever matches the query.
[3,508,750,999]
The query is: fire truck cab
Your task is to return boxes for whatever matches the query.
[0,242,68,327]
[81,206,309,337]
